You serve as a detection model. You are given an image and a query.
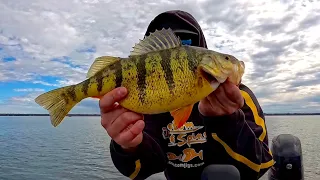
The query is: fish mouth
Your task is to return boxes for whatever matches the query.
[200,67,221,89]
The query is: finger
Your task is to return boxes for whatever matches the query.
[207,85,233,111]
[223,82,244,107]
[221,84,239,104]
[101,106,128,130]
[116,120,145,147]
[125,132,143,149]
[107,112,143,138]
[99,87,127,114]
[199,97,223,116]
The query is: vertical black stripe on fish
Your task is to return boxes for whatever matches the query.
[81,79,90,96]
[159,49,175,94]
[136,54,147,103]
[175,47,184,72]
[114,60,123,88]
[66,85,77,101]
[184,46,198,73]
[95,70,104,93]
[61,92,69,104]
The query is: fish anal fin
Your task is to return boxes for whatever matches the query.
[86,56,120,78]
[130,28,181,56]
[170,104,194,129]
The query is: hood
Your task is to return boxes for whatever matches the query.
[144,10,208,49]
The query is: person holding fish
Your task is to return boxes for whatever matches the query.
[34,9,274,180]
[98,10,274,180]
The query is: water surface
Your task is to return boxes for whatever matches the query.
[0,116,319,180]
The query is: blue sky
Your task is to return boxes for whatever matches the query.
[1,0,320,114]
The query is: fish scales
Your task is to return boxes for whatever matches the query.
[100,60,122,93]
[166,46,214,110]
[135,54,148,104]
[77,61,121,100]
[95,70,104,92]
[77,40,203,110]
[158,49,175,95]
[66,85,77,101]
[119,46,212,114]
[119,55,143,108]
[170,46,199,96]
[136,49,173,111]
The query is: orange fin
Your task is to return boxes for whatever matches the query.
[91,96,103,99]
[170,104,194,129]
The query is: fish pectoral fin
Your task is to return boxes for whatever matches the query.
[130,28,182,56]
[170,104,194,129]
[86,56,120,78]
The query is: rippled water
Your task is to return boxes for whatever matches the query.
[0,116,319,180]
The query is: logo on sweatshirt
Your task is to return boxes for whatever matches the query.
[162,120,206,167]
[162,121,207,147]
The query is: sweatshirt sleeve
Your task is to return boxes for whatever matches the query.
[201,83,275,179]
[109,113,169,180]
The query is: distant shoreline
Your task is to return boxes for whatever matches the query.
[1,113,320,116]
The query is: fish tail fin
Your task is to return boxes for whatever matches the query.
[35,85,81,127]
[198,150,203,160]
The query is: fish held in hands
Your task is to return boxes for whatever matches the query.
[34,28,245,128]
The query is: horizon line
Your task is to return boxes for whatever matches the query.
[1,113,320,116]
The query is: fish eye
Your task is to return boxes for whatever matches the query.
[225,56,229,60]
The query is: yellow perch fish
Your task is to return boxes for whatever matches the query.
[35,28,245,128]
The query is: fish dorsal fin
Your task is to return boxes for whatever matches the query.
[86,56,119,78]
[130,28,181,56]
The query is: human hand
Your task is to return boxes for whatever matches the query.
[100,87,145,151]
[198,80,244,117]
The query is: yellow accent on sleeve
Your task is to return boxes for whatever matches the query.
[212,133,275,172]
[129,159,141,179]
[240,90,266,142]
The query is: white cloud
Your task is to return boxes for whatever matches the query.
[13,88,45,92]
[0,0,320,113]
[0,91,100,114]
[32,80,59,87]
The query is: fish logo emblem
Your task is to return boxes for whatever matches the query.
[166,148,203,162]
[181,148,203,162]
[167,152,182,161]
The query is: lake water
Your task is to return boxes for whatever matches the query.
[0,116,319,180]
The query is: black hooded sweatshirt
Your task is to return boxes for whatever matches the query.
[110,10,274,180]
